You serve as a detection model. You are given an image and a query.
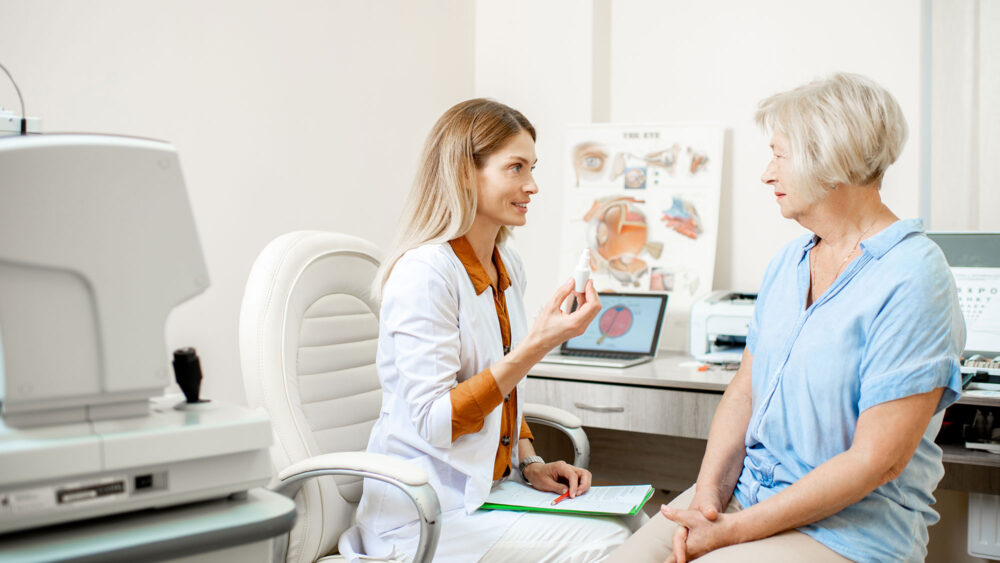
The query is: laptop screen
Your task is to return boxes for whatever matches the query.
[563,292,668,355]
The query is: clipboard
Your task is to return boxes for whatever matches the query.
[479,481,654,516]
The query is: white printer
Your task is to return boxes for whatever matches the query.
[689,290,756,363]
[0,134,272,534]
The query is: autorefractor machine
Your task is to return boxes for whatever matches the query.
[0,134,273,534]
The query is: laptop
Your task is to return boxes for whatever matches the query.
[539,292,669,368]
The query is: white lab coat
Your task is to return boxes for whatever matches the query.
[341,241,531,562]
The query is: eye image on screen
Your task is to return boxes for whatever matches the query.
[598,305,633,344]
[565,294,665,354]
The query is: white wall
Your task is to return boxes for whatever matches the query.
[474,0,598,319]
[0,0,475,404]
[930,0,1000,232]
[3,0,986,405]
[476,0,925,347]
[609,0,923,292]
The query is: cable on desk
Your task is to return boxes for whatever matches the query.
[0,61,27,135]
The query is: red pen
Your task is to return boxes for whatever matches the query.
[551,491,571,506]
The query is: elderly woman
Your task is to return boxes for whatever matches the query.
[610,73,965,562]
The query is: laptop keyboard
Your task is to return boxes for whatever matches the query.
[563,349,642,360]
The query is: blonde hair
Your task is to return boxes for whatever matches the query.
[373,98,535,300]
[755,72,908,202]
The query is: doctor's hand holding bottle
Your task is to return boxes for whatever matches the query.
[490,277,601,399]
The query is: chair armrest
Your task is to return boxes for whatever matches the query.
[270,452,440,563]
[277,451,428,486]
[523,403,590,469]
[523,403,582,429]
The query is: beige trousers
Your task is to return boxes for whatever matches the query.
[606,486,851,563]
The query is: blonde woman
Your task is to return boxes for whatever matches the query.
[610,73,965,562]
[340,99,633,562]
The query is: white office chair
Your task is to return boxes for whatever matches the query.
[239,231,590,563]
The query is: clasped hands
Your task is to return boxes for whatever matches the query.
[661,491,740,563]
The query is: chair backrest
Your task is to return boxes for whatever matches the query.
[239,231,383,563]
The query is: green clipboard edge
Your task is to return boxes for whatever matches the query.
[479,485,654,517]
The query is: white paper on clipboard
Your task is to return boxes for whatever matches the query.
[952,267,1000,352]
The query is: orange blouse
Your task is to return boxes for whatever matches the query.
[448,237,532,480]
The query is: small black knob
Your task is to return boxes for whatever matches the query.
[172,347,205,404]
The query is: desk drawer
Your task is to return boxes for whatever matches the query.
[524,377,722,440]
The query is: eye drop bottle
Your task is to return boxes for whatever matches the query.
[574,249,591,292]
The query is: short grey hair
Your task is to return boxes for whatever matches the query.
[755,72,908,202]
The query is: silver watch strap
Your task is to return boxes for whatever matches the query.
[519,455,544,479]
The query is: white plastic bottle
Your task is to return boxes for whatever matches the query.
[574,249,591,292]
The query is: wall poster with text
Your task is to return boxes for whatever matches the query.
[561,124,725,351]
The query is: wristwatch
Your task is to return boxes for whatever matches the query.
[518,455,545,481]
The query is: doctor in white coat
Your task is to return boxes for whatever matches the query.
[341,99,633,562]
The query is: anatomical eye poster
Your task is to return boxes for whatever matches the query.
[561,124,724,350]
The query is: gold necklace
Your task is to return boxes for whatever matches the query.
[809,217,879,303]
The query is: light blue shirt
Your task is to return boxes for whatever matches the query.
[735,219,965,562]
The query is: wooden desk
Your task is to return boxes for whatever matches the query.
[525,352,732,440]
[525,352,731,495]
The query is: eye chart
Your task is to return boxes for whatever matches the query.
[952,267,1000,353]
